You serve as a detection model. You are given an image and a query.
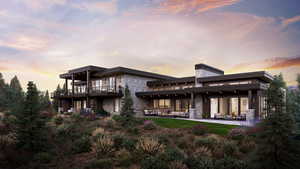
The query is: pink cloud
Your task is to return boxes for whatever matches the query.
[282,15,300,27]
[157,0,239,14]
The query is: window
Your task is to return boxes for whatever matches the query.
[153,99,171,109]
[240,97,249,115]
[230,98,239,116]
[210,98,218,118]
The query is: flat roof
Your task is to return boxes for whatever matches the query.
[147,76,195,86]
[197,71,273,83]
[195,64,224,75]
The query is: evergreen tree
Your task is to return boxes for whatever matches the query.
[16,81,48,153]
[53,84,62,112]
[120,85,134,117]
[252,75,300,169]
[0,73,6,110]
[40,90,52,111]
[9,76,24,114]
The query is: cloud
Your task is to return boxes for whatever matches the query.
[282,15,300,27]
[0,34,50,51]
[157,0,239,14]
[72,0,118,15]
[20,0,67,10]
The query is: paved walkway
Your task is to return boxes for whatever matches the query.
[176,118,254,126]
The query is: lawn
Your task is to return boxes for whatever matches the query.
[146,117,239,135]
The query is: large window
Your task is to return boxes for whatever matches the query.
[153,99,171,109]
[230,98,239,117]
[240,97,249,115]
[175,99,190,112]
[210,98,218,118]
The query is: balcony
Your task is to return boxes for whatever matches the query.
[51,85,122,98]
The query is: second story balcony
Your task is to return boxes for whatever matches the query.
[51,85,123,98]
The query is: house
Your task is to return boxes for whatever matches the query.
[52,64,273,121]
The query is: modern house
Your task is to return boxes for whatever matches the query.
[52,64,273,121]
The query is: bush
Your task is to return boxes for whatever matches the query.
[228,128,246,140]
[94,136,115,158]
[122,137,137,152]
[85,159,113,169]
[127,127,140,135]
[194,137,218,149]
[0,133,16,149]
[156,134,170,145]
[194,146,212,157]
[215,157,249,169]
[34,152,53,164]
[184,156,215,169]
[115,149,132,167]
[136,137,165,156]
[143,120,157,130]
[159,147,185,162]
[169,161,188,169]
[191,124,208,136]
[96,109,110,117]
[141,156,168,169]
[0,122,10,135]
[72,136,92,154]
[222,141,238,157]
[113,134,125,150]
[54,116,64,125]
[239,139,256,154]
[92,127,106,137]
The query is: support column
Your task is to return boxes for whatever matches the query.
[238,96,241,116]
[248,90,252,109]
[87,70,91,109]
[72,74,75,110]
[189,92,196,119]
[65,78,68,94]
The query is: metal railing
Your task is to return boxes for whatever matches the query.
[51,85,120,98]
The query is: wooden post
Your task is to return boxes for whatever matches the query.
[87,70,91,108]
[238,96,241,116]
[65,78,68,94]
[72,74,75,108]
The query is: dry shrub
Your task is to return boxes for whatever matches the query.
[169,161,188,169]
[239,139,256,153]
[93,136,115,158]
[92,127,106,137]
[136,137,165,156]
[0,133,16,149]
[195,146,212,157]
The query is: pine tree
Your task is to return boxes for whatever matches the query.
[40,90,52,111]
[53,84,62,112]
[252,74,300,169]
[9,76,24,114]
[16,81,48,153]
[120,85,134,117]
[0,73,6,110]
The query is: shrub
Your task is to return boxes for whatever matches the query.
[215,157,249,169]
[194,137,218,149]
[72,136,92,154]
[160,147,185,162]
[194,146,212,157]
[228,128,246,140]
[92,127,105,137]
[85,159,113,169]
[122,137,137,152]
[113,134,125,150]
[169,161,189,169]
[34,152,53,164]
[191,124,208,136]
[184,156,215,169]
[96,109,110,117]
[176,137,189,150]
[54,116,64,125]
[115,149,132,167]
[222,141,238,157]
[127,127,140,135]
[0,122,9,135]
[93,136,115,158]
[141,156,168,169]
[0,133,16,149]
[143,120,157,130]
[156,134,170,145]
[239,138,256,154]
[136,137,165,156]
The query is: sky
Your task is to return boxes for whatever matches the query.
[0,0,300,91]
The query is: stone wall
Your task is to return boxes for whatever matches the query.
[194,94,203,119]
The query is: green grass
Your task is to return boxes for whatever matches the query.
[146,117,238,135]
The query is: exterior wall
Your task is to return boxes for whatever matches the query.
[195,69,222,87]
[194,94,203,119]
[120,74,157,116]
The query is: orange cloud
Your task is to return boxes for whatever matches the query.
[282,15,300,27]
[227,56,300,73]
[158,0,239,14]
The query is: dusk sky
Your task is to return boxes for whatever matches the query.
[1,0,300,92]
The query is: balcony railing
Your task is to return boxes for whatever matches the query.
[51,85,121,98]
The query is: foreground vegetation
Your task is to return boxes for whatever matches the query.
[0,73,300,169]
[146,117,238,135]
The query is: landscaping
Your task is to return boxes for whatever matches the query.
[146,117,238,135]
